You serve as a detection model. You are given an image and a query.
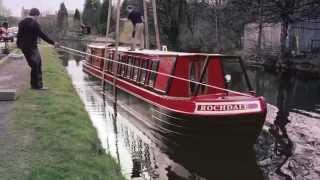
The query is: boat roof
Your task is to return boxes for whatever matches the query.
[87,44,239,58]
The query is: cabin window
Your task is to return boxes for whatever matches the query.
[221,57,250,92]
[149,61,159,87]
[87,48,92,64]
[107,53,113,73]
[91,49,96,65]
[123,56,129,77]
[189,60,208,95]
[126,56,133,78]
[130,57,137,80]
[133,59,140,80]
[200,69,208,94]
[110,54,121,75]
[190,62,197,94]
[117,55,123,75]
[139,60,149,84]
[136,59,143,82]
[119,55,127,76]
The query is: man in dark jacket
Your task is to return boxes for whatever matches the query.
[17,8,58,90]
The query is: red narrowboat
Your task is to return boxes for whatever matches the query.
[83,44,267,150]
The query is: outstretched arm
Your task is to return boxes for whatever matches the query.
[36,22,55,45]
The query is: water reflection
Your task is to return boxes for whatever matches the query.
[267,73,294,180]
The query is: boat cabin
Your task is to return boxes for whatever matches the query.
[86,44,253,98]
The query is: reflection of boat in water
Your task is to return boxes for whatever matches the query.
[83,44,267,150]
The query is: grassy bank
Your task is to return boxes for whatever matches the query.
[6,45,126,180]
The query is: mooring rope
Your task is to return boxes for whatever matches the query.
[58,47,86,58]
[58,45,254,97]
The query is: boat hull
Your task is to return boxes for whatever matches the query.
[151,106,266,151]
[83,62,266,152]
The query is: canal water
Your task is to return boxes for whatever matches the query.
[59,45,320,180]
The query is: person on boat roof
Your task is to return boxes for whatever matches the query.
[126,5,144,51]
[17,8,59,90]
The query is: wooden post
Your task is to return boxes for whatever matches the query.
[102,0,113,90]
[151,0,161,50]
[143,0,150,49]
[113,0,121,114]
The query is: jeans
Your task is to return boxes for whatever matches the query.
[22,48,43,89]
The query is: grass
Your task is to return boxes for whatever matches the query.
[2,45,126,180]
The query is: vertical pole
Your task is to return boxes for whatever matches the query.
[215,5,220,53]
[113,0,121,115]
[151,0,161,50]
[102,0,113,90]
[257,0,263,61]
[143,0,150,49]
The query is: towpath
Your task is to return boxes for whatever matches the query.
[0,52,28,132]
[0,51,29,177]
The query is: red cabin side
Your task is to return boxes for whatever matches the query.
[168,55,226,97]
[153,56,177,93]
[167,56,190,97]
[206,57,225,94]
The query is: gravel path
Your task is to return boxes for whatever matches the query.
[0,55,28,134]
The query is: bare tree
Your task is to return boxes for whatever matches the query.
[156,0,187,50]
[230,0,320,64]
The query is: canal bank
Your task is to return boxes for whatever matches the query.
[0,45,125,180]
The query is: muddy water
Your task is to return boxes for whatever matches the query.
[60,49,320,180]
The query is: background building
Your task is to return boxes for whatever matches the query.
[243,18,320,55]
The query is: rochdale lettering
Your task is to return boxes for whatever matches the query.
[197,104,248,112]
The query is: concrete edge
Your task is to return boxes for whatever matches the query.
[0,48,20,67]
[0,54,10,67]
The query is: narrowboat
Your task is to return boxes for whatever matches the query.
[83,43,267,150]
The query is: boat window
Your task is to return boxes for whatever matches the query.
[221,57,250,92]
[133,59,140,80]
[200,68,208,94]
[130,58,136,80]
[119,55,127,76]
[127,56,133,79]
[139,60,148,84]
[136,59,143,82]
[189,60,208,95]
[149,61,159,87]
[117,55,122,75]
[190,62,197,95]
[91,49,96,65]
[123,56,129,77]
[107,53,113,73]
[87,48,92,64]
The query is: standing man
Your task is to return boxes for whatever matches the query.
[127,5,144,51]
[17,8,59,90]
